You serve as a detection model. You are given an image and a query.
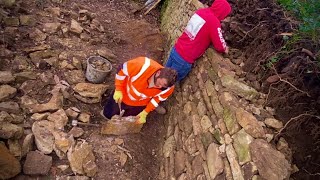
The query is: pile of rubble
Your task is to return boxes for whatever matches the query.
[0,71,111,178]
[0,0,117,178]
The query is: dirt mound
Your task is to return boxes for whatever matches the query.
[224,0,320,178]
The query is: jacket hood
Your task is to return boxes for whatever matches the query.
[210,0,232,20]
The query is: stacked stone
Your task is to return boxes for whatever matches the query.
[159,1,294,179]
[0,69,100,178]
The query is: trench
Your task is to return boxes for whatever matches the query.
[0,0,319,180]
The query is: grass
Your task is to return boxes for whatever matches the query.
[278,0,320,41]
[264,0,320,69]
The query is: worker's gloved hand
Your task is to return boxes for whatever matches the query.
[135,110,148,124]
[113,90,123,103]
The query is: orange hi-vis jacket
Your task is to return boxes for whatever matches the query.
[115,57,175,113]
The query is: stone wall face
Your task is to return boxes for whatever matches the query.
[159,1,294,179]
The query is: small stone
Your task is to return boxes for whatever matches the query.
[31,112,50,121]
[78,112,90,123]
[70,19,83,34]
[65,107,80,119]
[4,17,19,26]
[224,134,232,144]
[57,164,69,171]
[0,85,17,102]
[8,139,22,158]
[0,101,20,114]
[23,151,52,175]
[266,134,274,142]
[68,127,84,138]
[0,143,21,179]
[43,22,61,34]
[264,118,283,130]
[0,71,15,84]
[21,134,34,157]
[19,15,36,26]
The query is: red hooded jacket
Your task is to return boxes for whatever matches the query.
[174,0,231,64]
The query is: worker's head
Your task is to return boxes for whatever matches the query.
[154,67,177,88]
[210,0,232,21]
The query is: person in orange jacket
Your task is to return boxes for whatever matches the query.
[102,57,178,124]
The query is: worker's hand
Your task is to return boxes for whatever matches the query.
[113,90,123,103]
[224,46,229,54]
[135,110,148,124]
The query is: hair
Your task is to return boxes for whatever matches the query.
[158,67,177,87]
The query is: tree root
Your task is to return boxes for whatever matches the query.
[274,113,320,139]
[303,168,320,176]
[301,48,316,60]
[272,65,311,97]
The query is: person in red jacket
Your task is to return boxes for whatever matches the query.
[102,57,177,124]
[165,0,232,81]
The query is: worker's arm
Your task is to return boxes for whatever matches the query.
[135,86,175,124]
[145,86,175,113]
[210,25,228,53]
[115,65,127,92]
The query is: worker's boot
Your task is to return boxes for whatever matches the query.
[155,106,166,114]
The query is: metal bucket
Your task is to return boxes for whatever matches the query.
[85,56,112,83]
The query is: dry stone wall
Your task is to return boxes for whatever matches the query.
[159,0,295,179]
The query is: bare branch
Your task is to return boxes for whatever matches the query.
[303,168,320,176]
[275,113,320,139]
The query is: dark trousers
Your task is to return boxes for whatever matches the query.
[103,92,146,119]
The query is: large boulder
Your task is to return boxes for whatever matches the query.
[250,139,291,180]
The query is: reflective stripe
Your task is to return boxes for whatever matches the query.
[128,92,136,101]
[131,84,147,98]
[126,82,137,101]
[158,96,166,101]
[131,57,150,82]
[156,87,172,96]
[151,99,158,107]
[123,62,128,76]
[155,87,172,101]
[116,74,126,80]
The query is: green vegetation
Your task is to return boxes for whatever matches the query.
[160,0,170,21]
[264,0,320,69]
[266,56,279,69]
[278,0,320,40]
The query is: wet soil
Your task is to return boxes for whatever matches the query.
[224,0,320,179]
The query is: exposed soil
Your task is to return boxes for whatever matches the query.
[223,0,320,179]
[1,0,166,179]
